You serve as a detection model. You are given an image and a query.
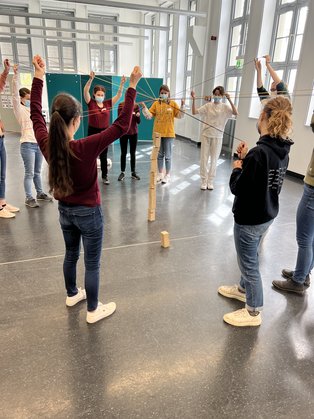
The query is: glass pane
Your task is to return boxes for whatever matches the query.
[62,45,75,70]
[296,7,308,34]
[277,11,293,38]
[234,0,245,19]
[90,23,101,41]
[273,37,289,62]
[281,0,295,4]
[14,16,28,34]
[104,49,115,73]
[190,0,196,12]
[168,44,172,58]
[189,16,195,27]
[292,34,303,60]
[47,45,60,70]
[60,20,74,38]
[90,47,101,72]
[187,55,193,72]
[188,44,193,55]
[226,76,238,95]
[16,43,31,68]
[185,75,191,106]
[0,42,13,61]
[288,69,297,92]
[0,15,10,33]
[167,59,171,73]
[45,19,57,38]
[229,46,239,66]
[231,25,241,46]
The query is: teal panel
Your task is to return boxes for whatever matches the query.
[46,73,84,140]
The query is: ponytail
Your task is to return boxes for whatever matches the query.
[263,96,292,139]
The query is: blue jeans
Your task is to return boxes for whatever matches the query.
[20,142,43,199]
[58,203,104,311]
[293,184,314,283]
[0,137,6,199]
[158,137,174,173]
[234,220,273,311]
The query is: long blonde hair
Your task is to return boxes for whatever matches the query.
[262,96,292,139]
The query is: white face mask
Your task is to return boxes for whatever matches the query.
[95,96,104,103]
[160,93,168,100]
[213,96,222,104]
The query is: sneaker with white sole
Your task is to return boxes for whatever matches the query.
[4,203,20,212]
[66,288,87,307]
[25,198,39,208]
[86,301,116,324]
[162,174,170,184]
[156,173,164,183]
[201,183,207,190]
[223,308,261,327]
[218,284,246,302]
[207,184,214,190]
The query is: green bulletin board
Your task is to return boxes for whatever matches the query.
[46,73,163,141]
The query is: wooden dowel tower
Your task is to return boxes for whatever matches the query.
[148,132,161,222]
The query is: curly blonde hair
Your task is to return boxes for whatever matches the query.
[262,96,293,139]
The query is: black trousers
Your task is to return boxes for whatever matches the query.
[120,133,138,172]
[88,125,108,178]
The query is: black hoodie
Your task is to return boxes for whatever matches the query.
[230,135,293,225]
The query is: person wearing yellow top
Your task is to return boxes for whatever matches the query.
[141,84,185,184]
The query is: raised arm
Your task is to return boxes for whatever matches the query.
[30,55,49,159]
[264,55,281,86]
[12,64,22,122]
[112,75,126,105]
[191,91,199,115]
[174,99,186,119]
[83,71,95,104]
[225,93,238,116]
[0,59,10,92]
[140,102,153,120]
[254,59,263,89]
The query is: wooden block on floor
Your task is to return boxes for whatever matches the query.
[148,189,156,209]
[148,209,155,222]
[153,133,161,148]
[161,231,170,248]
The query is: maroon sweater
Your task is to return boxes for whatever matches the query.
[118,103,140,135]
[88,98,112,129]
[30,77,136,206]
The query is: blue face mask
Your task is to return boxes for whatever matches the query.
[95,96,104,103]
[213,96,222,104]
[160,93,168,100]
[24,99,30,108]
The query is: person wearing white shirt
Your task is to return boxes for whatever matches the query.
[191,86,238,190]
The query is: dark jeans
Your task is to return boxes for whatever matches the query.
[88,125,108,178]
[120,133,138,172]
[58,202,104,311]
[0,136,6,199]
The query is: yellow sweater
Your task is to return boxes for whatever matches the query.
[149,100,181,138]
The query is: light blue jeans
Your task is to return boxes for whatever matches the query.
[292,184,314,283]
[234,220,273,311]
[0,136,6,199]
[158,137,174,173]
[58,202,104,312]
[20,142,43,199]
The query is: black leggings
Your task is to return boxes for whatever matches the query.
[120,133,138,172]
[88,125,108,178]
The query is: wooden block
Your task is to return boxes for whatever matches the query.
[148,209,155,222]
[148,189,156,209]
[149,171,157,188]
[153,132,161,148]
[161,231,170,248]
[150,146,159,160]
[151,159,158,173]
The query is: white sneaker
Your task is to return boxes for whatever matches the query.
[218,284,246,302]
[201,183,207,190]
[156,173,164,183]
[223,308,261,327]
[66,288,86,307]
[207,183,214,190]
[5,203,20,212]
[162,174,170,184]
[86,301,116,324]
[0,208,15,218]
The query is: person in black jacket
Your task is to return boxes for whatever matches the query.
[218,95,293,327]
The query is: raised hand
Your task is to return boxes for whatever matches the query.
[120,75,126,85]
[32,55,45,79]
[191,90,196,99]
[3,59,10,71]
[129,66,143,89]
[139,101,146,109]
[254,58,262,71]
[263,54,271,64]
[181,99,185,106]
[236,141,248,159]
[233,159,243,169]
[225,92,230,100]
[13,64,18,74]
[89,71,95,80]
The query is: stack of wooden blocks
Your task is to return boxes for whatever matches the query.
[148,132,161,222]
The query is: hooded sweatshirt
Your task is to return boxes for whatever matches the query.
[230,135,293,225]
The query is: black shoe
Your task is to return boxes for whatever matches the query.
[37,192,53,201]
[102,176,110,185]
[118,172,125,181]
[281,268,310,287]
[272,278,305,295]
[131,172,140,180]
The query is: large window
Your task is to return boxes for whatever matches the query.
[0,9,32,71]
[151,15,156,77]
[225,0,251,105]
[184,0,197,107]
[89,14,117,74]
[43,10,77,73]
[269,0,309,94]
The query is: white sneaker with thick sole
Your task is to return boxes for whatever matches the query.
[156,173,164,183]
[86,302,116,324]
[66,288,86,307]
[5,203,20,212]
[223,308,261,327]
[218,284,246,302]
[207,184,214,190]
[162,174,170,184]
[0,208,15,218]
[201,183,207,190]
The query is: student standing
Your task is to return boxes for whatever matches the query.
[117,102,141,181]
[12,64,52,208]
[141,84,185,184]
[0,59,19,219]
[84,71,125,184]
[273,112,314,294]
[191,87,238,190]
[218,96,293,327]
[31,55,142,324]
